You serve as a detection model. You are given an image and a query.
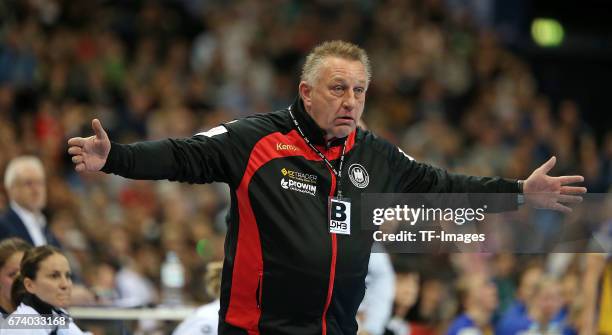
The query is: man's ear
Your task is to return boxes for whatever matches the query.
[299,81,312,109]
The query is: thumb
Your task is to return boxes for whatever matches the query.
[537,156,556,174]
[92,119,107,140]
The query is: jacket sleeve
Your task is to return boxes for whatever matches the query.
[385,144,520,194]
[372,136,521,211]
[101,125,236,185]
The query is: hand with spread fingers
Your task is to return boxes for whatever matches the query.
[523,156,587,213]
[67,119,111,172]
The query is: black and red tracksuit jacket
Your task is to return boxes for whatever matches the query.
[101,98,520,335]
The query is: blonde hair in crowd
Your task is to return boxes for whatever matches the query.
[301,40,372,86]
[205,261,223,299]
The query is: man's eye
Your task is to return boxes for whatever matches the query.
[354,87,365,95]
[332,86,345,94]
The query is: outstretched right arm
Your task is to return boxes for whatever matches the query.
[67,119,111,173]
[67,119,233,184]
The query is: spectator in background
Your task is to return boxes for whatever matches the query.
[446,274,498,335]
[492,253,517,313]
[106,227,157,308]
[0,156,61,248]
[406,276,451,334]
[173,261,223,335]
[358,245,396,335]
[6,245,91,334]
[0,238,31,316]
[385,269,420,335]
[519,276,576,335]
[580,252,611,334]
[496,262,544,335]
[0,156,95,307]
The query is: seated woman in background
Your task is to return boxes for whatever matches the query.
[4,245,90,334]
[0,238,31,317]
[173,261,223,335]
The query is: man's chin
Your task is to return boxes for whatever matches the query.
[329,125,355,139]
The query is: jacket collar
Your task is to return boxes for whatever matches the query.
[22,293,55,315]
[0,305,8,317]
[290,97,347,147]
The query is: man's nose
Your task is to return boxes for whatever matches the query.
[342,90,357,110]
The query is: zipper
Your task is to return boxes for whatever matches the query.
[256,271,263,309]
[321,164,338,335]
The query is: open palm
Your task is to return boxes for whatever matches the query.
[523,156,587,213]
[67,119,111,172]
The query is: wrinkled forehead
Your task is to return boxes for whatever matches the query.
[318,57,368,85]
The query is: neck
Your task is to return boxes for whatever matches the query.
[528,308,551,327]
[22,292,55,315]
[11,201,42,216]
[293,98,328,145]
[466,306,492,327]
[395,304,410,318]
[0,297,13,314]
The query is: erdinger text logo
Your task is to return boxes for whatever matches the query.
[276,143,299,152]
[348,164,369,188]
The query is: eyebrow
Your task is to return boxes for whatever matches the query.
[329,77,366,86]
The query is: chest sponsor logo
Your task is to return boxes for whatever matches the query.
[348,163,369,188]
[276,143,299,152]
[280,168,318,196]
[281,178,317,196]
[281,168,318,184]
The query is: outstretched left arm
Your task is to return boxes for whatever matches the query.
[523,156,587,212]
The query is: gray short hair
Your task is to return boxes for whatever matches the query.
[4,156,45,190]
[301,40,371,86]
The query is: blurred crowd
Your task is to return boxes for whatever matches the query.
[0,0,610,334]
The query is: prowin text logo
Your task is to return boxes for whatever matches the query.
[280,178,317,196]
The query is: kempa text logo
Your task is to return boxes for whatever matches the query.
[276,143,299,152]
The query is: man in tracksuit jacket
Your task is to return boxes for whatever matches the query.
[67,41,586,335]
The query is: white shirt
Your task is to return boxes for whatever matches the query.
[358,249,395,335]
[10,202,47,246]
[172,299,219,335]
[114,267,157,307]
[1,303,91,335]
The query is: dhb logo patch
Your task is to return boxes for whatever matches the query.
[348,164,369,188]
